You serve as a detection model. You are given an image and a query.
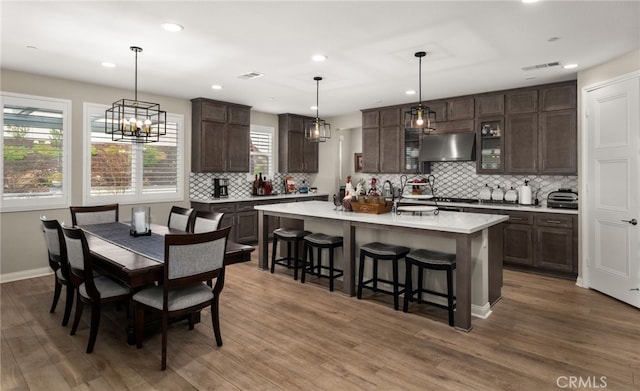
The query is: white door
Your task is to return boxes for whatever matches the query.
[586,74,640,308]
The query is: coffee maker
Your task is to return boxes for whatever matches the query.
[213,178,229,198]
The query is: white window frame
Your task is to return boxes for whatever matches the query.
[0,92,71,212]
[82,103,185,205]
[250,124,275,178]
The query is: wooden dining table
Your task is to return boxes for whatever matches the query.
[80,221,254,343]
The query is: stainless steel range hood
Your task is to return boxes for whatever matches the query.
[419,132,476,162]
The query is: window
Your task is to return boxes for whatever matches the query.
[250,125,274,177]
[84,103,184,205]
[1,92,71,211]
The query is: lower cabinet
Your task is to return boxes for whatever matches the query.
[192,195,328,245]
[464,207,577,278]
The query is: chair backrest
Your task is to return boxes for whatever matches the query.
[40,216,71,280]
[61,225,99,298]
[163,226,231,289]
[190,211,225,234]
[167,206,194,232]
[70,204,119,226]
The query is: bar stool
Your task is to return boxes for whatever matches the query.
[271,228,311,280]
[301,233,344,292]
[403,248,457,326]
[357,242,410,310]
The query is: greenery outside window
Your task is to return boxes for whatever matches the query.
[250,125,274,177]
[84,103,184,204]
[1,92,71,211]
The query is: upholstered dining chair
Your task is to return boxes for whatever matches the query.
[132,226,231,370]
[61,225,131,354]
[167,206,194,232]
[190,210,225,233]
[41,216,74,326]
[70,203,119,226]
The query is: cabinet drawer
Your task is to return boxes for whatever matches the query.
[236,201,257,212]
[211,203,235,214]
[505,211,534,225]
[534,214,573,228]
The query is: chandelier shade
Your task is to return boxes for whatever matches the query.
[105,46,167,143]
[404,51,437,132]
[305,76,331,142]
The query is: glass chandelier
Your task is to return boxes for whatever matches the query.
[404,51,436,132]
[305,76,331,142]
[105,46,167,143]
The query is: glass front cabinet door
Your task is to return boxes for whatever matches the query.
[403,127,421,173]
[477,117,504,173]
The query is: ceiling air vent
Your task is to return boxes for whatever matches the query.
[237,72,264,80]
[521,61,560,71]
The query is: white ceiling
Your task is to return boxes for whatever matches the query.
[1,1,639,117]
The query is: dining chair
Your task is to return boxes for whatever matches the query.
[167,206,194,231]
[41,216,74,326]
[132,226,232,370]
[70,203,119,226]
[61,225,131,354]
[190,210,225,233]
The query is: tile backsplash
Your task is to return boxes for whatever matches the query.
[190,163,577,207]
[190,172,311,200]
[353,161,577,207]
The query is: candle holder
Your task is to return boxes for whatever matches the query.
[130,206,151,236]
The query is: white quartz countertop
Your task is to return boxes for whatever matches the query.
[399,199,579,215]
[255,200,509,235]
[191,192,329,204]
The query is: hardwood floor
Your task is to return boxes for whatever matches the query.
[2,250,639,390]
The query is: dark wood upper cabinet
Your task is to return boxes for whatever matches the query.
[192,98,251,173]
[505,113,538,174]
[427,101,448,122]
[540,83,576,111]
[278,113,318,173]
[538,109,577,174]
[380,107,401,127]
[506,89,538,114]
[475,94,505,117]
[362,110,380,128]
[447,97,475,120]
[361,107,402,173]
[201,100,227,122]
[362,127,380,172]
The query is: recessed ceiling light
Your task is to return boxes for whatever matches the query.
[161,22,183,32]
[310,105,318,110]
[312,54,327,62]
[211,84,223,90]
[101,62,116,68]
[563,63,578,69]
[406,90,416,95]
[522,0,539,3]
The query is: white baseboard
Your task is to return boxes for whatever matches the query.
[0,267,52,284]
[575,276,587,289]
[471,302,492,319]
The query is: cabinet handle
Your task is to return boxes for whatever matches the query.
[545,220,563,224]
[510,217,523,221]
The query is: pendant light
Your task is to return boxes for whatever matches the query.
[404,51,436,132]
[105,46,167,143]
[305,76,331,142]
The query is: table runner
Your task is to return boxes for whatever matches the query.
[81,222,165,262]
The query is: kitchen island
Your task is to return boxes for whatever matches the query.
[255,200,508,331]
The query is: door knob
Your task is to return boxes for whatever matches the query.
[621,218,638,225]
[630,288,639,291]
